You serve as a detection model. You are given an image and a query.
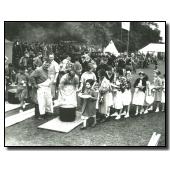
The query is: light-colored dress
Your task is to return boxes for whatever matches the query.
[153,77,162,102]
[98,77,112,116]
[122,79,132,106]
[145,81,154,105]
[132,79,146,106]
[112,79,123,109]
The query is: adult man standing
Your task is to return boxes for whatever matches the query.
[19,51,32,70]
[48,53,60,100]
[30,61,53,119]
[33,51,43,69]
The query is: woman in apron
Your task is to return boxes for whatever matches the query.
[58,69,79,122]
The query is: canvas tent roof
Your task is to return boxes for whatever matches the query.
[139,43,165,53]
[5,39,13,44]
[104,40,119,57]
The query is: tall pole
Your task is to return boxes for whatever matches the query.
[127,30,130,57]
[121,23,122,42]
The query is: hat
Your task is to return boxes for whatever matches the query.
[138,71,145,75]
[154,70,161,75]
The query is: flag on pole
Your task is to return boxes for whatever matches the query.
[122,22,130,31]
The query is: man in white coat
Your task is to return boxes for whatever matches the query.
[48,53,59,100]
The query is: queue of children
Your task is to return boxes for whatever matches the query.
[78,68,165,130]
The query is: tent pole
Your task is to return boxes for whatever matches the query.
[121,23,122,41]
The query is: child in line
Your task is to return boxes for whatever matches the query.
[153,70,162,112]
[132,71,147,115]
[122,71,132,118]
[80,79,98,130]
[98,69,112,122]
[15,66,29,112]
[143,74,154,114]
[112,69,124,120]
[161,74,165,112]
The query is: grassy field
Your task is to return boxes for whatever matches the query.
[5,60,166,146]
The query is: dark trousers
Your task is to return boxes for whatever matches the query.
[34,103,40,117]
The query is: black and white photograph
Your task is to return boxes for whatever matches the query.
[4,21,166,147]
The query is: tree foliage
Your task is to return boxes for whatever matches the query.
[5,22,161,52]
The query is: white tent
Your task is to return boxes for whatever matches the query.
[104,40,119,57]
[139,43,165,54]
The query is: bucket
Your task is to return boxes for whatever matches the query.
[59,105,76,122]
[8,88,20,104]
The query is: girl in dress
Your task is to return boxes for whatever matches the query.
[161,74,165,112]
[98,69,112,122]
[132,71,147,115]
[122,70,132,118]
[143,74,154,114]
[153,70,162,112]
[15,66,29,112]
[112,69,124,120]
[80,79,98,130]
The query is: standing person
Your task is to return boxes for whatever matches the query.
[5,56,9,92]
[132,71,147,115]
[30,61,53,119]
[117,56,126,76]
[73,56,82,77]
[19,51,31,71]
[153,70,162,112]
[143,74,154,114]
[161,74,165,112]
[105,66,115,115]
[58,69,79,121]
[98,69,112,122]
[80,79,98,130]
[78,63,97,93]
[15,66,29,112]
[48,53,60,100]
[111,70,124,120]
[27,65,34,103]
[122,71,132,118]
[33,51,43,69]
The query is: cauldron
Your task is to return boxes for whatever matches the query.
[59,105,76,122]
[8,88,20,104]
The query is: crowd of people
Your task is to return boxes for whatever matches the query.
[5,40,165,130]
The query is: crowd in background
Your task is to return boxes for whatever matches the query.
[5,40,165,129]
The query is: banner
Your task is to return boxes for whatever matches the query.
[122,22,130,31]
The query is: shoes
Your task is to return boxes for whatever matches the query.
[144,110,148,114]
[23,103,26,109]
[110,112,118,117]
[37,116,44,120]
[148,106,153,111]
[140,111,143,115]
[121,111,126,116]
[115,115,121,120]
[124,114,129,118]
[19,109,23,113]
[155,108,160,112]
[80,126,87,130]
[140,109,144,114]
